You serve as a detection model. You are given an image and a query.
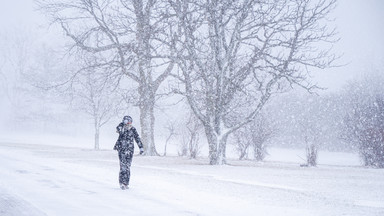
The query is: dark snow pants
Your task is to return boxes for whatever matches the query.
[118,149,133,186]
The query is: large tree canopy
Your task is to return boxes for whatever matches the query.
[170,0,338,164]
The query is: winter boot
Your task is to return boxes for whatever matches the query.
[120,183,129,190]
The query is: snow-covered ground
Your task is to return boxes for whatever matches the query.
[0,141,383,216]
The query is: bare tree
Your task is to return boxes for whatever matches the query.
[37,0,175,155]
[0,29,37,129]
[170,0,338,164]
[27,45,123,149]
[279,92,327,166]
[178,111,202,159]
[299,113,322,167]
[187,117,201,159]
[68,56,125,150]
[251,114,275,161]
[232,113,275,161]
[178,138,188,157]
[232,129,251,160]
[163,121,177,156]
[290,94,324,167]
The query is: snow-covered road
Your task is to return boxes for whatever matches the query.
[0,142,383,216]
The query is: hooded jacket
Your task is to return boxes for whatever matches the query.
[114,122,143,154]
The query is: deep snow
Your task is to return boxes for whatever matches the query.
[0,142,383,216]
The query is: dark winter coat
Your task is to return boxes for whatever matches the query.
[114,122,143,154]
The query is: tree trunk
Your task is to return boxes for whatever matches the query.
[205,126,228,165]
[218,135,228,164]
[253,142,263,161]
[163,132,174,157]
[139,93,158,156]
[94,123,100,150]
[239,149,247,160]
[163,143,167,157]
[306,143,318,166]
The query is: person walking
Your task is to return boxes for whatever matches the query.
[113,115,144,190]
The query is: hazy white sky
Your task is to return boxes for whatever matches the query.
[1,0,383,92]
[314,0,384,91]
[0,0,40,27]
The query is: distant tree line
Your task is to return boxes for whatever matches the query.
[255,72,384,168]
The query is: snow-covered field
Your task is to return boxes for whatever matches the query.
[1,141,383,216]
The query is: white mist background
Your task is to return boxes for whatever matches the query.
[0,0,383,153]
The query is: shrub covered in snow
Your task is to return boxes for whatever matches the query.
[341,73,384,168]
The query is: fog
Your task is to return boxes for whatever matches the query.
[312,0,384,91]
[0,0,384,155]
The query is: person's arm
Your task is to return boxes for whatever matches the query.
[114,123,124,151]
[113,141,120,151]
[132,127,144,154]
[116,122,124,134]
